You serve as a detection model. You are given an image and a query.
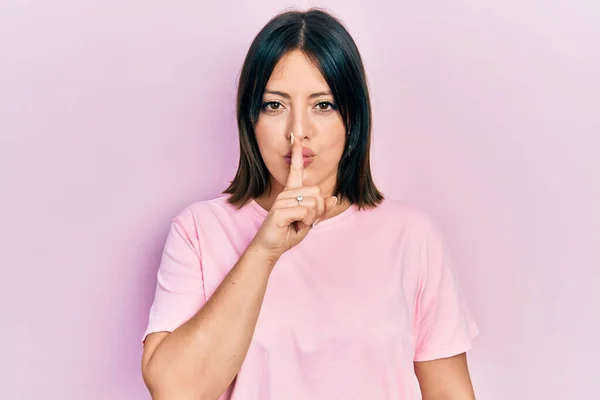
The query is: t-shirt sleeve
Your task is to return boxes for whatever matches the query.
[413,219,479,362]
[142,207,206,343]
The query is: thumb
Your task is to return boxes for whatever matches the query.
[324,196,339,217]
[310,196,339,229]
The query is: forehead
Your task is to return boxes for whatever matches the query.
[267,50,330,92]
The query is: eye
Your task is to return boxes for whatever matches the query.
[315,101,338,112]
[261,101,284,112]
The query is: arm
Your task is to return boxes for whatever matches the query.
[141,138,335,399]
[411,215,479,400]
[142,245,277,400]
[414,353,476,400]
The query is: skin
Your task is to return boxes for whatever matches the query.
[415,353,476,399]
[141,49,476,399]
[253,49,350,222]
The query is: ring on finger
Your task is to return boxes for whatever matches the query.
[296,195,303,206]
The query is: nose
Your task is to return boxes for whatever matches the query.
[289,111,311,142]
[291,129,308,142]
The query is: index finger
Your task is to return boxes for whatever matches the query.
[285,132,303,188]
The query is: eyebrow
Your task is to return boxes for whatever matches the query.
[264,89,332,99]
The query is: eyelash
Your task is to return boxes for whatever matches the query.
[260,101,338,113]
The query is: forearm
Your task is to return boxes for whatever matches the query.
[144,245,278,400]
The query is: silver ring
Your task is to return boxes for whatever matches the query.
[296,195,303,206]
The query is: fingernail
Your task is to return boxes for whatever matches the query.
[291,132,295,145]
[312,218,321,228]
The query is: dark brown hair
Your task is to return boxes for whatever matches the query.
[224,8,384,210]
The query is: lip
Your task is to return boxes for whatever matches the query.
[283,148,316,168]
[284,148,316,158]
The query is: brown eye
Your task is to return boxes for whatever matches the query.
[262,101,282,111]
[316,101,338,112]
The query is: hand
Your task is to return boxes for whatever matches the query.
[248,132,338,261]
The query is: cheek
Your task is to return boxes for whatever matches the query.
[323,132,347,160]
[254,124,288,181]
[317,118,346,153]
[254,124,279,155]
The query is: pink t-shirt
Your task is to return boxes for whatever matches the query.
[143,195,478,399]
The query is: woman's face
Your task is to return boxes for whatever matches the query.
[254,49,346,196]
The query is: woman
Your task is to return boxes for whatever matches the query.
[141,8,479,400]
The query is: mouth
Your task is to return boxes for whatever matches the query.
[283,155,315,168]
[284,148,316,158]
[283,147,316,168]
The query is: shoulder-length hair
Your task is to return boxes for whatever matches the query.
[224,8,384,210]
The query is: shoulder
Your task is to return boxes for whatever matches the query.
[371,199,453,279]
[170,195,244,231]
[364,197,443,238]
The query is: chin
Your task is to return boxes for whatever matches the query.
[298,174,320,187]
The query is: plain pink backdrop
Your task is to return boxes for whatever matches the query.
[1,1,598,399]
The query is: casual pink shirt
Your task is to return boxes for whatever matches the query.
[143,196,478,399]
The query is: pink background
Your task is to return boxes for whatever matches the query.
[1,1,598,399]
